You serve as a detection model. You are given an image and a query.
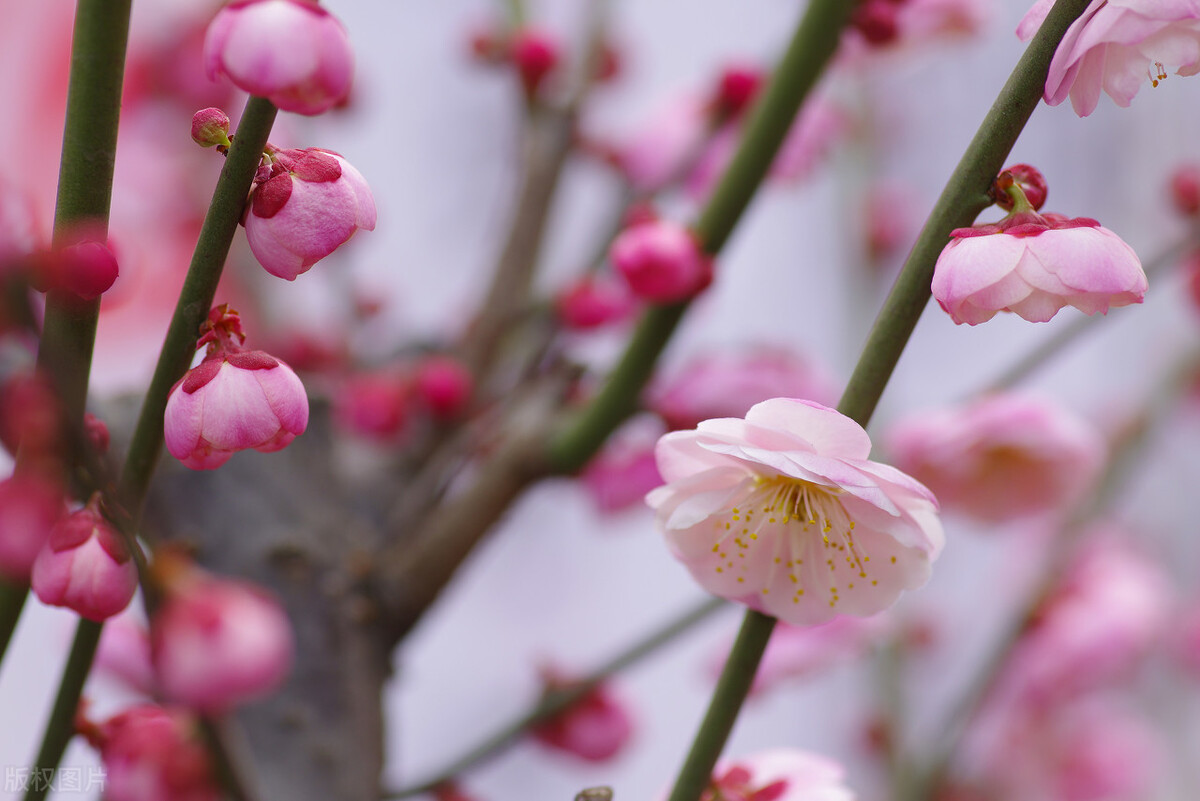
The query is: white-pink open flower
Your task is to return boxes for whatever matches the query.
[203,0,354,116]
[702,749,856,801]
[1018,0,1200,117]
[932,211,1146,325]
[647,399,943,626]
[244,147,376,281]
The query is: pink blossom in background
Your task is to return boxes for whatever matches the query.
[529,669,634,762]
[1002,535,1169,702]
[701,749,856,801]
[580,415,666,514]
[885,393,1105,523]
[1018,0,1200,117]
[152,564,294,713]
[647,399,943,626]
[0,475,63,583]
[932,210,1146,325]
[840,0,990,62]
[334,369,410,441]
[0,177,39,263]
[863,182,913,264]
[555,274,637,331]
[85,704,220,801]
[243,146,376,281]
[614,95,710,193]
[610,219,713,303]
[203,0,355,116]
[412,355,473,420]
[31,499,138,622]
[510,25,562,98]
[648,345,838,432]
[95,616,156,696]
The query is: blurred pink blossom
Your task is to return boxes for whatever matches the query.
[610,219,712,303]
[334,369,410,441]
[841,0,990,61]
[648,345,838,432]
[555,274,637,331]
[932,210,1146,325]
[647,399,943,626]
[702,749,855,801]
[529,670,634,763]
[580,415,666,515]
[203,0,355,116]
[412,355,473,420]
[85,704,219,801]
[0,475,64,583]
[886,393,1105,523]
[31,498,138,622]
[1018,0,1200,117]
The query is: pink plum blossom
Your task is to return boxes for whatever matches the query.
[885,393,1105,523]
[203,0,354,116]
[555,274,637,330]
[530,669,634,762]
[734,615,891,695]
[164,306,309,470]
[243,146,376,280]
[610,220,713,303]
[700,749,856,801]
[646,399,943,626]
[31,498,138,621]
[334,369,410,441]
[510,26,561,98]
[648,345,838,432]
[95,616,156,696]
[152,563,293,713]
[412,355,473,420]
[1018,0,1200,117]
[84,704,219,801]
[0,475,64,583]
[581,415,666,514]
[932,210,1146,325]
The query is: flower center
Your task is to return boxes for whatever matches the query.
[711,475,880,610]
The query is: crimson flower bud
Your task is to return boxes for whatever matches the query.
[413,356,473,420]
[610,220,713,303]
[511,26,561,98]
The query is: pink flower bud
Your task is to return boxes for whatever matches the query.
[152,567,293,713]
[530,670,633,762]
[95,617,156,695]
[0,370,62,459]
[0,475,64,583]
[610,221,713,303]
[164,347,309,471]
[555,275,637,330]
[334,370,410,440]
[190,107,231,148]
[88,704,220,801]
[31,499,138,622]
[244,147,376,280]
[851,0,902,45]
[511,26,561,98]
[34,238,120,300]
[1170,164,1200,217]
[710,63,765,118]
[84,412,110,455]
[413,356,473,420]
[203,0,354,116]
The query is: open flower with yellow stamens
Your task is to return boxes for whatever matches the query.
[647,399,943,626]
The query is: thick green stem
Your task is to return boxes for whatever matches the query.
[547,0,859,473]
[0,578,28,667]
[661,2,1093,800]
[117,96,278,527]
[22,620,103,801]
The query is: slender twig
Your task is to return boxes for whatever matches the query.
[909,346,1200,800]
[663,2,1092,800]
[385,597,728,799]
[0,577,28,667]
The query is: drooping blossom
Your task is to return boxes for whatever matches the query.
[1018,0,1200,117]
[647,399,943,626]
[31,495,138,622]
[164,305,309,470]
[530,668,634,762]
[610,219,713,303]
[203,0,354,116]
[886,393,1105,523]
[648,345,838,432]
[151,553,293,713]
[700,749,856,801]
[243,145,376,280]
[82,704,220,801]
[932,193,1146,325]
[0,474,63,583]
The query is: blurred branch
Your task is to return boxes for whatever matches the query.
[385,596,728,798]
[0,578,27,667]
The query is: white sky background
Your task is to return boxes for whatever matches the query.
[4,1,1200,800]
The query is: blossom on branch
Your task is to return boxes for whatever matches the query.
[647,399,943,626]
[701,749,856,801]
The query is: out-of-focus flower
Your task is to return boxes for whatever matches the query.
[1170,163,1200,216]
[31,496,138,622]
[555,274,637,330]
[84,704,219,801]
[709,63,765,118]
[648,345,838,432]
[0,475,63,583]
[1018,0,1200,117]
[0,370,62,460]
[30,230,120,301]
[737,615,891,695]
[511,26,561,98]
[243,146,376,281]
[647,399,943,626]
[1004,535,1169,702]
[151,555,293,713]
[580,415,665,514]
[95,616,156,696]
[886,394,1105,523]
[864,182,913,263]
[203,0,354,115]
[841,0,990,60]
[412,355,473,420]
[610,220,713,303]
[334,369,410,441]
[932,208,1146,325]
[164,305,309,470]
[702,749,856,801]
[530,669,634,762]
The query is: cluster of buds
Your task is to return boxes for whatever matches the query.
[334,354,473,442]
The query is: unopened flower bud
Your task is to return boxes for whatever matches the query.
[88,704,220,801]
[190,107,231,148]
[413,356,473,420]
[84,412,110,455]
[0,475,64,583]
[32,497,138,622]
[1170,164,1200,217]
[203,0,355,116]
[334,370,409,440]
[610,220,713,303]
[711,63,764,118]
[511,26,561,98]
[555,275,636,330]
